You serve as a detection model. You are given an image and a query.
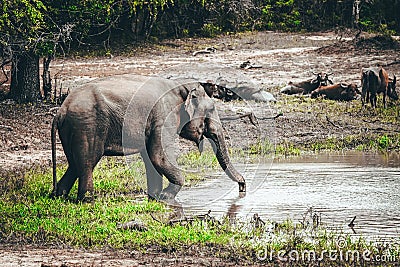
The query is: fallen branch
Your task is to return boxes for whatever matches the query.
[192,47,216,56]
[152,210,220,226]
[364,127,400,133]
[240,61,263,69]
[220,112,283,126]
[326,115,343,129]
[169,210,215,225]
[362,118,380,123]
[257,112,283,121]
[34,112,56,117]
[220,112,258,126]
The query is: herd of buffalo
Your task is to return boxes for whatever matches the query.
[280,66,398,107]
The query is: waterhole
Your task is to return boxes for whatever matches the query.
[177,151,400,238]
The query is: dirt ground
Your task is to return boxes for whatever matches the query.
[0,245,255,267]
[0,31,399,266]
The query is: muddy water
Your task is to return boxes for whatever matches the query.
[177,151,400,238]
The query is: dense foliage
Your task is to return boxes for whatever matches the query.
[1,0,399,54]
[1,0,399,102]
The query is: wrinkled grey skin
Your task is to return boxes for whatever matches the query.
[51,74,246,202]
[280,72,333,95]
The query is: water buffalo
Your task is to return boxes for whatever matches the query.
[311,83,359,101]
[201,80,277,102]
[361,67,398,108]
[280,72,333,95]
[388,76,397,100]
[51,74,246,203]
[201,82,241,101]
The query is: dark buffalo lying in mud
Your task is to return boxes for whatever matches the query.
[361,67,398,108]
[51,75,246,203]
[311,83,360,101]
[201,80,277,102]
[280,72,333,95]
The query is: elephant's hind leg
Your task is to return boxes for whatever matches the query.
[73,135,103,201]
[56,128,79,197]
[56,166,78,197]
[141,151,163,200]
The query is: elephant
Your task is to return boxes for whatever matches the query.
[51,74,246,203]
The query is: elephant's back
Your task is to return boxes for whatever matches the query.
[63,74,178,106]
[90,74,184,101]
[58,74,184,128]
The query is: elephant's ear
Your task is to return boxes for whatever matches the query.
[184,88,197,120]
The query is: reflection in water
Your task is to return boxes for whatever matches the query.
[177,151,400,238]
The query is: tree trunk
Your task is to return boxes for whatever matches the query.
[9,52,40,103]
[42,56,52,100]
[352,0,363,28]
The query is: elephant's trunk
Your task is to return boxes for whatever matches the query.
[205,118,246,194]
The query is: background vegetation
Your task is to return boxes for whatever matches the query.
[1,0,400,102]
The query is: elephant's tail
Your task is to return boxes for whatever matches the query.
[51,114,59,196]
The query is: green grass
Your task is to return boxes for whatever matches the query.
[93,156,146,196]
[177,149,220,185]
[1,156,400,265]
[177,149,219,170]
[0,162,228,249]
[304,133,400,153]
[0,154,236,250]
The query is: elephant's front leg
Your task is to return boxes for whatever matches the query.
[151,153,184,202]
[147,129,184,204]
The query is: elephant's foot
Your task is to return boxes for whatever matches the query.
[159,183,182,207]
[49,188,57,199]
[159,193,181,207]
[163,197,183,209]
[147,193,158,202]
[52,187,70,199]
[148,192,181,208]
[77,191,95,203]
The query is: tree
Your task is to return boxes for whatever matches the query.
[0,0,174,103]
[0,0,50,103]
